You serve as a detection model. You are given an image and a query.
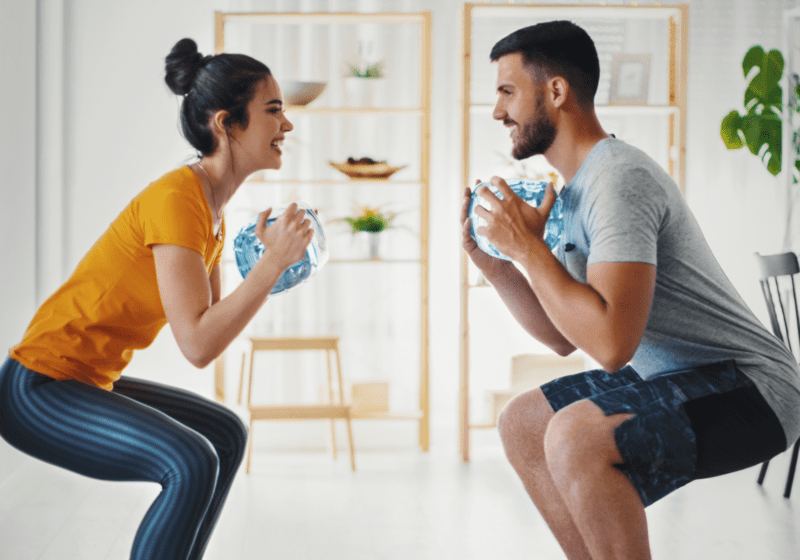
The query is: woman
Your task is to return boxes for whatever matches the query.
[0,38,310,559]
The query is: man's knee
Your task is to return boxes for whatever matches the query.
[544,400,630,482]
[498,388,554,458]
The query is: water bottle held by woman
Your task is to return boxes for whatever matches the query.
[233,202,329,294]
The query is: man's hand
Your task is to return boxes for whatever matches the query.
[473,176,557,262]
[461,180,509,277]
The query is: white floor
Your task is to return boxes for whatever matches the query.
[0,433,798,560]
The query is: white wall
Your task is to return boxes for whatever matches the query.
[0,0,37,480]
[0,1,37,355]
[4,0,800,456]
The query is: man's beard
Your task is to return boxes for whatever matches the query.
[511,92,556,160]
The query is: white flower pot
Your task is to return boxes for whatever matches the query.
[355,231,381,259]
[344,77,381,107]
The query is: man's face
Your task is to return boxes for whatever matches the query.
[493,53,556,160]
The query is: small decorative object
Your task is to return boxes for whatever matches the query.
[350,382,389,416]
[609,54,651,104]
[342,205,395,234]
[340,205,395,259]
[281,81,327,106]
[469,179,563,260]
[347,61,383,79]
[344,60,384,107]
[233,202,329,295]
[329,157,406,179]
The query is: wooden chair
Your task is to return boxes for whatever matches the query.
[754,252,800,498]
[238,336,356,473]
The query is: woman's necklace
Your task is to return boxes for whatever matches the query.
[195,162,223,240]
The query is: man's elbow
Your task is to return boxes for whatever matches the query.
[596,346,634,374]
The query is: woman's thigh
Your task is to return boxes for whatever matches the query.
[0,358,218,484]
[113,375,248,464]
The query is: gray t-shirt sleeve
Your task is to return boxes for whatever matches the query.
[586,166,667,267]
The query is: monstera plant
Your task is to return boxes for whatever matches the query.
[720,46,786,176]
[721,45,800,250]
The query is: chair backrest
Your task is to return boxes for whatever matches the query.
[755,252,800,357]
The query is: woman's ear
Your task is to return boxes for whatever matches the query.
[209,109,230,138]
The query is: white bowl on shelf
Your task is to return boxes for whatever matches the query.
[281,81,327,106]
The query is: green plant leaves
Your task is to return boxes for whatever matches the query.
[721,45,784,176]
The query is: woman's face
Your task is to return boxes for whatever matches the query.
[229,75,293,172]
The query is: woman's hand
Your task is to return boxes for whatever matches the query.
[473,176,557,262]
[461,180,509,278]
[254,204,314,271]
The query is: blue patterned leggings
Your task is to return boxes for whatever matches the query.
[0,357,248,560]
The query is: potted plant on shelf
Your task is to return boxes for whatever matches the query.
[344,59,384,107]
[341,206,395,259]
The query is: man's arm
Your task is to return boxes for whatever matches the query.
[461,185,576,355]
[475,178,656,372]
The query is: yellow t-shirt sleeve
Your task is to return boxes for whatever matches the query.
[140,188,210,256]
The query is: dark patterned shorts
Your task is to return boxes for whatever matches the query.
[541,360,786,507]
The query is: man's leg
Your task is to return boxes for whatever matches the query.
[498,388,594,560]
[545,399,649,560]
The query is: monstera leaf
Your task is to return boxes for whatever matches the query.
[721,46,784,176]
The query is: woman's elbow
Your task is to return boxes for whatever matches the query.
[178,342,217,369]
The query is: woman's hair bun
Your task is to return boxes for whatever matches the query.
[165,38,206,96]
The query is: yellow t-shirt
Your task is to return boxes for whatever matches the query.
[10,166,225,390]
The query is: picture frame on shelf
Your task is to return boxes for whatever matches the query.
[609,53,651,105]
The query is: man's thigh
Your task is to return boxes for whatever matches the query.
[540,360,786,507]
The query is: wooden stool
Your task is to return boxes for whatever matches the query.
[238,336,356,473]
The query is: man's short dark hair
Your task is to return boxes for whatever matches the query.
[490,21,600,106]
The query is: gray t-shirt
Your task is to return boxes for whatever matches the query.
[557,137,800,447]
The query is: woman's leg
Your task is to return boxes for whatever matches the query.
[0,358,222,560]
[113,376,248,560]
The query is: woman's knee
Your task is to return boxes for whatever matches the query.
[217,407,249,465]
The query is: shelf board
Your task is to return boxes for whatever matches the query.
[246,179,421,185]
[351,411,424,420]
[469,422,498,431]
[285,107,424,115]
[469,104,679,116]
[220,11,427,26]
[328,258,423,265]
[468,4,682,21]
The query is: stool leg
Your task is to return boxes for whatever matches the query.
[333,344,355,472]
[246,418,254,474]
[326,349,338,460]
[346,412,356,472]
[237,351,246,405]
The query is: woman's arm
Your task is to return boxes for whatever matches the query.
[209,264,222,305]
[153,205,313,368]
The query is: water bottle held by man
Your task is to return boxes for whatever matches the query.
[469,178,563,261]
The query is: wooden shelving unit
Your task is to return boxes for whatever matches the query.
[213,10,432,451]
[458,3,689,461]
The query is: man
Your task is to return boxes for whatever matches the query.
[461,20,800,560]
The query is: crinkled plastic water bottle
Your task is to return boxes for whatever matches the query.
[233,202,329,295]
[469,179,563,261]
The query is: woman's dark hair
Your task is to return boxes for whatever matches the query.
[490,21,600,106]
[165,38,271,156]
